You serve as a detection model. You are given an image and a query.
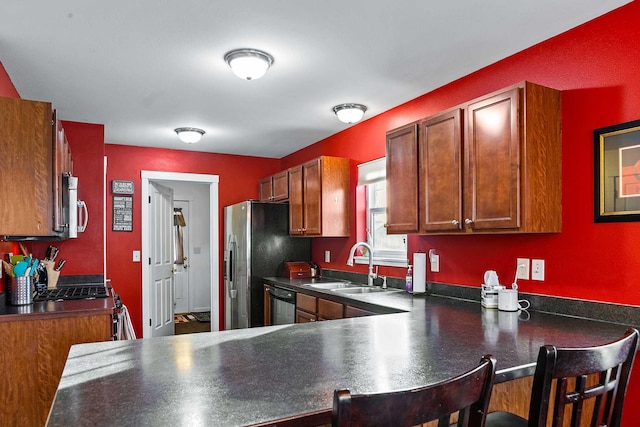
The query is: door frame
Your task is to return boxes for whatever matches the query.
[141,171,220,337]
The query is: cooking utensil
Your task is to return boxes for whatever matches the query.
[2,260,14,277]
[55,259,66,272]
[30,259,39,277]
[13,261,30,277]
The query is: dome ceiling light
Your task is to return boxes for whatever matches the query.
[224,48,274,80]
[332,103,368,124]
[174,127,205,144]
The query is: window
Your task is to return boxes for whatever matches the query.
[355,158,407,267]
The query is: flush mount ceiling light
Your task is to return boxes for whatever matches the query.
[174,127,205,144]
[332,103,368,124]
[224,48,274,80]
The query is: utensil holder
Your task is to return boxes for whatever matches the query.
[9,276,33,305]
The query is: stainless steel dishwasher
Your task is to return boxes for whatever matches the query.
[265,285,296,325]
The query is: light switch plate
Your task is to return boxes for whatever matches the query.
[324,250,330,263]
[133,250,141,262]
[430,255,440,272]
[532,259,545,281]
[516,258,530,280]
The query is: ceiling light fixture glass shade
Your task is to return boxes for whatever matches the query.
[332,103,368,124]
[174,127,205,144]
[224,48,274,80]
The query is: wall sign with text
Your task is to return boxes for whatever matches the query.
[113,196,133,231]
[112,180,134,195]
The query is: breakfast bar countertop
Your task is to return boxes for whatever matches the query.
[46,289,632,427]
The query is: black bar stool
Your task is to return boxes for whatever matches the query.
[486,328,639,427]
[332,354,496,427]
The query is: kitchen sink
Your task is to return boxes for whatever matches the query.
[332,286,389,294]
[304,282,355,289]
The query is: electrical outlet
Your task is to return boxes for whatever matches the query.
[532,259,545,281]
[133,250,141,262]
[324,250,331,263]
[430,255,440,272]
[516,258,530,280]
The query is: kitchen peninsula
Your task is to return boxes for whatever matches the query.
[47,287,635,426]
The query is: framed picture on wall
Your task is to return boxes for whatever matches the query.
[594,119,640,222]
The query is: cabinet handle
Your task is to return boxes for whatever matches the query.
[464,218,473,225]
[451,219,459,226]
[384,224,388,228]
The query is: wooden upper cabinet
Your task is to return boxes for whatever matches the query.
[288,156,350,237]
[259,176,274,202]
[386,81,561,235]
[386,123,419,233]
[465,87,520,230]
[259,170,289,202]
[288,165,305,235]
[464,82,561,233]
[419,109,463,232]
[0,97,54,236]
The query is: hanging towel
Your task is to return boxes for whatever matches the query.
[174,208,186,264]
[116,304,137,340]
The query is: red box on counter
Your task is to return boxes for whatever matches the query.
[282,262,312,279]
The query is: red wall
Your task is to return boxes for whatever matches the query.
[280,4,640,421]
[0,62,19,98]
[3,2,640,421]
[103,144,280,335]
[31,121,106,275]
[285,2,640,307]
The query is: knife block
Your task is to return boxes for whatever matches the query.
[42,260,60,289]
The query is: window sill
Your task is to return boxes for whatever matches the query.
[352,255,408,268]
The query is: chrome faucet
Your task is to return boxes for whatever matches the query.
[346,241,376,286]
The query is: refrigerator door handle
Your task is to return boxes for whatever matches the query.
[227,235,238,299]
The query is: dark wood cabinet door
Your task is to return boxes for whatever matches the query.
[465,87,520,230]
[258,176,273,202]
[288,165,304,235]
[296,309,316,323]
[419,109,463,232]
[0,97,53,236]
[344,305,376,318]
[386,123,419,233]
[272,170,289,201]
[263,285,272,326]
[302,158,322,235]
[317,298,343,320]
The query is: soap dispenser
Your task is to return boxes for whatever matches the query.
[405,265,413,293]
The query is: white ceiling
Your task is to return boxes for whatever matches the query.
[0,1,630,159]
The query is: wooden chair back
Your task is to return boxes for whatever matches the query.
[528,327,639,427]
[332,354,496,427]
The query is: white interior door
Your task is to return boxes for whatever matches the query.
[173,199,190,314]
[150,182,175,337]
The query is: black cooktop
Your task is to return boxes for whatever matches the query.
[34,286,109,302]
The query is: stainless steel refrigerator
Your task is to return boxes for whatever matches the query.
[224,201,311,329]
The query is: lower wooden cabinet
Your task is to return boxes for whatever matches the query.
[318,298,343,321]
[0,312,113,426]
[344,305,377,318]
[294,291,380,323]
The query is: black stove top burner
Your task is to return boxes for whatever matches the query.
[34,286,108,302]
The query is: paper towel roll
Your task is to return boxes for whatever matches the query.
[413,253,426,293]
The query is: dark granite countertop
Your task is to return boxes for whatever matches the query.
[0,288,114,321]
[47,289,631,427]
